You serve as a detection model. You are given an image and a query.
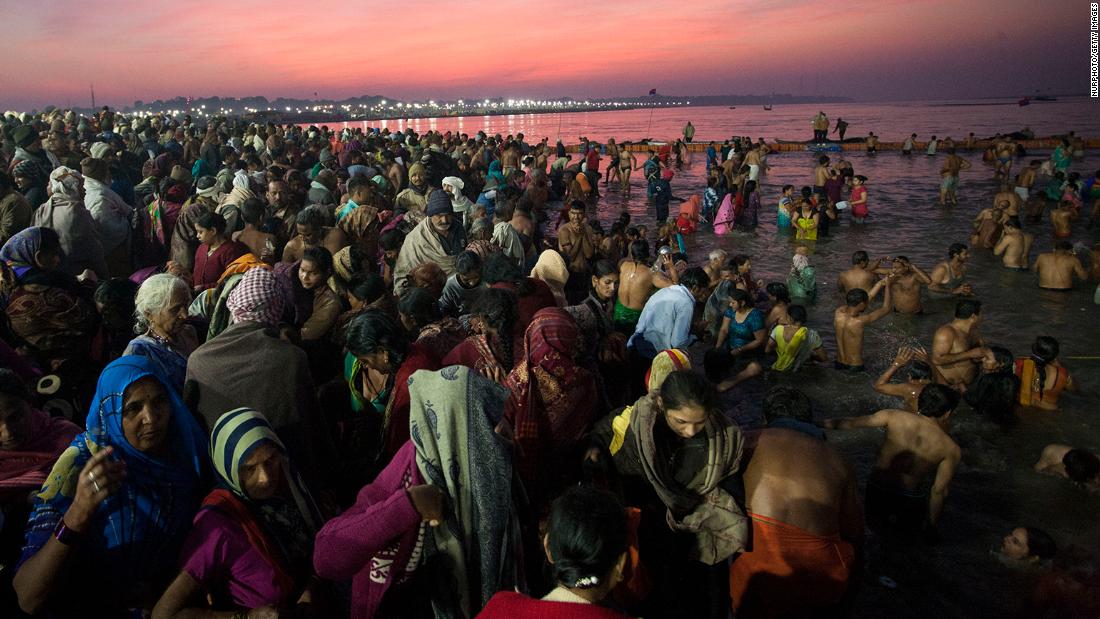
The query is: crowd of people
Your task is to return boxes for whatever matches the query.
[0,106,1097,618]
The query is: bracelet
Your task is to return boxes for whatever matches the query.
[53,518,85,546]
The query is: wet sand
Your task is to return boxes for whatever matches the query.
[581,148,1100,617]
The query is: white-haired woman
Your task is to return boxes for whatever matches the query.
[123,273,197,391]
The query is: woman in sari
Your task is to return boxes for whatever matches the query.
[190,211,249,293]
[565,260,628,409]
[13,356,207,616]
[442,288,518,383]
[154,408,323,618]
[505,308,598,503]
[398,287,467,365]
[1,227,100,374]
[124,273,198,392]
[314,366,519,619]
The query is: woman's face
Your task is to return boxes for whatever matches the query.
[409,169,425,188]
[661,399,707,439]
[298,259,327,291]
[592,273,619,301]
[195,225,217,246]
[357,348,393,373]
[121,376,172,456]
[1001,528,1031,560]
[239,441,284,501]
[981,350,1002,372]
[0,392,32,451]
[738,260,751,274]
[149,286,190,338]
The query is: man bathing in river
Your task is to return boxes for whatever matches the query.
[882,256,932,314]
[874,346,939,412]
[833,278,894,372]
[929,243,974,296]
[939,148,971,206]
[614,239,675,333]
[837,250,881,294]
[931,299,987,388]
[1034,444,1100,490]
[993,216,1033,270]
[1033,241,1088,291]
[826,384,961,537]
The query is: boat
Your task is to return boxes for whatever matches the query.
[728,106,736,110]
[763,105,772,111]
[1018,97,1030,107]
[1034,95,1057,101]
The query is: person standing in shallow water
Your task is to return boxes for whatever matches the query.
[833,279,894,372]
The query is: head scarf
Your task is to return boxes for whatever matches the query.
[89,141,112,159]
[408,366,518,617]
[646,349,691,393]
[0,408,79,492]
[48,166,83,199]
[442,176,464,191]
[232,169,251,190]
[226,267,285,326]
[407,162,427,191]
[205,408,322,597]
[486,160,506,188]
[505,308,597,491]
[529,250,568,307]
[0,227,44,278]
[20,356,206,601]
[13,160,46,187]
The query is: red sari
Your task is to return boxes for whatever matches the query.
[505,308,597,499]
[192,240,249,292]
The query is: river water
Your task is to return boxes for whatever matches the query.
[325,101,1100,616]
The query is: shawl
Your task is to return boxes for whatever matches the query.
[645,348,691,393]
[217,252,268,285]
[0,226,40,279]
[703,280,736,341]
[487,161,507,188]
[392,216,464,294]
[227,266,286,326]
[0,408,80,491]
[83,176,132,254]
[408,366,519,618]
[504,308,597,493]
[30,189,108,278]
[491,221,525,268]
[19,356,206,602]
[529,249,569,307]
[416,318,468,363]
[204,408,323,600]
[713,193,735,236]
[624,394,746,564]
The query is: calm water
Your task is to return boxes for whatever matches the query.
[316,97,1100,144]
[328,102,1100,616]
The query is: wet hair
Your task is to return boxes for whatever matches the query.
[855,175,867,183]
[744,180,757,194]
[948,243,968,259]
[818,155,830,164]
[659,370,719,413]
[908,361,933,381]
[133,273,190,334]
[0,368,31,401]
[397,287,441,331]
[782,184,794,193]
[591,259,617,280]
[787,304,807,325]
[301,245,333,275]
[1063,449,1100,483]
[845,288,869,307]
[954,299,982,319]
[1004,216,1021,229]
[800,186,813,199]
[628,239,650,262]
[761,385,813,424]
[1030,336,1060,400]
[1054,240,1073,252]
[728,288,753,310]
[196,211,226,234]
[1022,527,1058,560]
[731,254,751,271]
[679,267,710,292]
[916,384,959,418]
[241,197,267,225]
[455,250,482,277]
[347,272,385,304]
[766,282,791,304]
[295,205,326,229]
[852,251,869,265]
[987,346,1015,373]
[345,310,409,369]
[470,287,518,369]
[546,485,628,589]
[569,200,586,212]
[379,228,406,252]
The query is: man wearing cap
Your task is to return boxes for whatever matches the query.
[392,190,467,294]
[0,168,31,244]
[81,157,132,274]
[8,125,58,181]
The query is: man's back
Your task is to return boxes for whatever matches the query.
[877,409,958,491]
[838,266,875,293]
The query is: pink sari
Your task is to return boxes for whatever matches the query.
[0,409,80,492]
[713,193,736,235]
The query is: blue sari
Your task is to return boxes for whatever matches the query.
[19,356,208,611]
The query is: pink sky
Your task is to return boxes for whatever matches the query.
[0,0,1085,110]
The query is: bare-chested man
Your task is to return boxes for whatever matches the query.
[233,197,279,264]
[500,141,521,176]
[730,427,863,616]
[833,278,893,372]
[1033,241,1088,290]
[743,145,763,182]
[931,299,987,387]
[992,183,1022,218]
[1034,444,1100,490]
[614,239,674,334]
[1014,159,1040,203]
[812,155,831,202]
[929,243,974,296]
[825,384,961,536]
[993,137,1015,180]
[874,346,940,412]
[938,148,971,206]
[880,256,932,314]
[1050,201,1077,239]
[970,203,1006,249]
[281,206,348,263]
[837,251,880,294]
[993,216,1033,270]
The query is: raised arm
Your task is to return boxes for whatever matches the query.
[865,278,894,322]
[874,348,914,398]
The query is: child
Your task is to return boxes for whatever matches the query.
[850,175,869,224]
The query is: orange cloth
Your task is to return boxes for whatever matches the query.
[1014,358,1068,407]
[216,252,270,284]
[730,512,854,618]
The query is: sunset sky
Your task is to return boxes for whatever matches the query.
[0,0,1086,110]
